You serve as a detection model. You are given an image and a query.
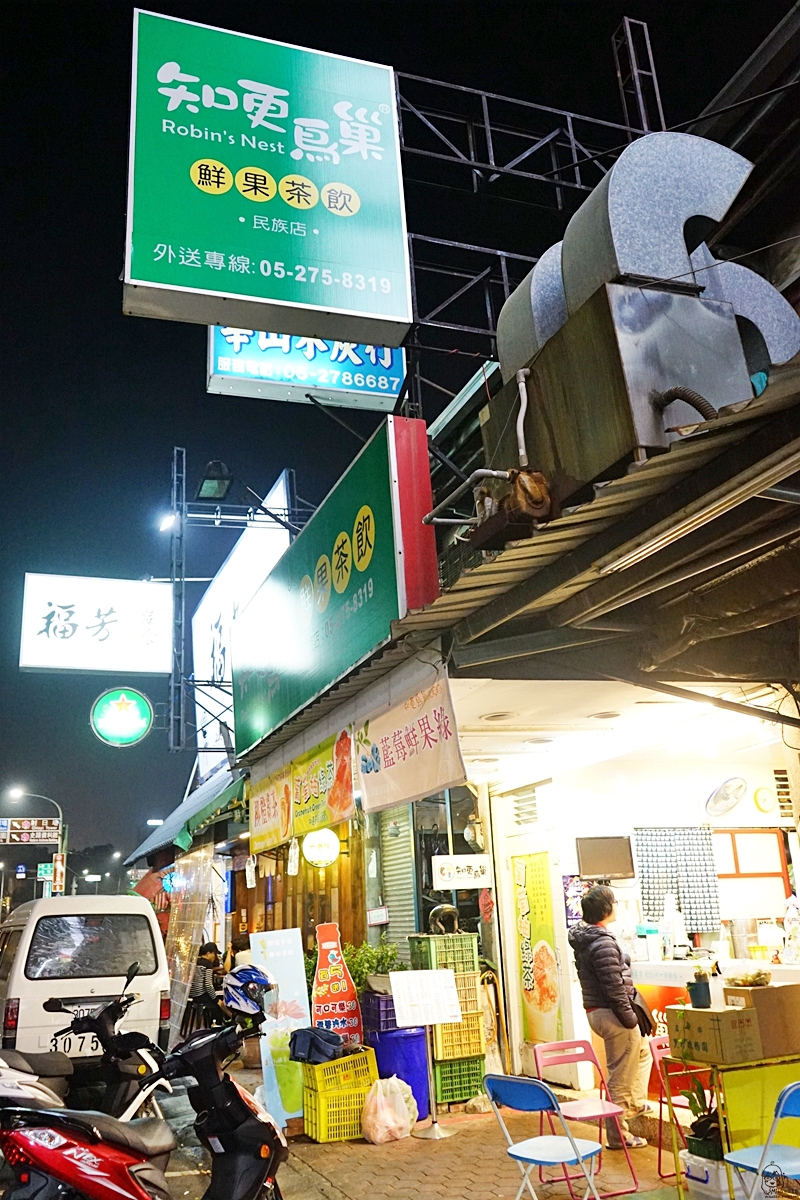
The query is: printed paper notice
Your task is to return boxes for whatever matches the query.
[389,969,462,1028]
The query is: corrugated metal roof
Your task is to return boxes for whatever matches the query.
[238,370,800,764]
[125,771,244,864]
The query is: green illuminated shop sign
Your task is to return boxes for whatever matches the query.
[124,11,412,345]
[231,417,440,759]
[90,688,154,747]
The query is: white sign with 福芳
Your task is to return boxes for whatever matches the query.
[389,970,462,1028]
[19,575,172,674]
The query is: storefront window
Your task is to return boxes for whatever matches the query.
[414,794,449,933]
[413,787,485,936]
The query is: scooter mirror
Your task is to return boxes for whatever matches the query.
[123,961,140,992]
[43,998,67,1013]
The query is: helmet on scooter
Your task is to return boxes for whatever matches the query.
[428,904,460,935]
[223,964,279,1018]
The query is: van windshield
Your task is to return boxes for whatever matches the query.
[25,914,158,979]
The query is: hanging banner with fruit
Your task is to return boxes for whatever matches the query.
[249,767,293,852]
[356,666,466,813]
[292,728,355,836]
[511,852,562,1044]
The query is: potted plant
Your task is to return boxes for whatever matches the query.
[687,964,711,1009]
[681,1079,723,1161]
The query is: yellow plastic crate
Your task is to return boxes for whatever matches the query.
[301,1046,378,1093]
[433,1011,486,1061]
[454,971,481,1013]
[303,1085,369,1142]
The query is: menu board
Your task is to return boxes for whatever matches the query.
[389,969,462,1028]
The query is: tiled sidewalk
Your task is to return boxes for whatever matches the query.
[290,1109,673,1200]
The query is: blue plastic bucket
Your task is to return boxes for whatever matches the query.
[366,1027,429,1121]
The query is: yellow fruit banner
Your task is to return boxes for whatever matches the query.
[511,852,562,1044]
[249,766,293,853]
[292,727,355,836]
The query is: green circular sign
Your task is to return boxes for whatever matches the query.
[90,688,153,748]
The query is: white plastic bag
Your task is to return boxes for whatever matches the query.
[361,1076,412,1143]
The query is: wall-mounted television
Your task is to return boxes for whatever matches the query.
[576,836,635,881]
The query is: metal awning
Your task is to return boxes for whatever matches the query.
[125,771,245,865]
[238,369,800,765]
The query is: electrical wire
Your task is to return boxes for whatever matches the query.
[537,79,800,181]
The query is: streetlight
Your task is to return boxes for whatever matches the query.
[196,461,232,501]
[112,851,121,859]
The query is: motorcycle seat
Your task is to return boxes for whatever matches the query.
[47,1110,177,1159]
[0,1050,73,1079]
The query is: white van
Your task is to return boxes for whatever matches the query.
[0,895,171,1062]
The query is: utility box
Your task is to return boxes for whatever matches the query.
[483,282,753,506]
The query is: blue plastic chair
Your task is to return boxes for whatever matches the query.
[484,1074,603,1200]
[724,1080,800,1199]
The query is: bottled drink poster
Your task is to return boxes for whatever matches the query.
[312,922,363,1045]
[249,929,311,1127]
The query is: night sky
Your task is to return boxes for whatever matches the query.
[2,0,794,857]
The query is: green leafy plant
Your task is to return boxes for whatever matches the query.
[680,1079,721,1153]
[303,935,407,1000]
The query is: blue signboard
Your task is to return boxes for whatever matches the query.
[207,325,404,411]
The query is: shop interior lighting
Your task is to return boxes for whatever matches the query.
[589,711,621,719]
[196,461,233,501]
[480,711,519,722]
[525,737,553,745]
[598,448,800,575]
[238,831,249,840]
[215,841,228,849]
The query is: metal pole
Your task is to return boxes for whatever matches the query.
[170,447,187,753]
[411,1026,457,1139]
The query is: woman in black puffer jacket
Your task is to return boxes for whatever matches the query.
[568,885,652,1149]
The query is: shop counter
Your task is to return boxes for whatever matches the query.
[662,1051,800,1199]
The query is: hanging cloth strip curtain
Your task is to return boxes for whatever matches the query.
[633,826,720,933]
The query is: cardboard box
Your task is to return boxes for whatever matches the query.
[722,983,800,1057]
[666,1004,762,1064]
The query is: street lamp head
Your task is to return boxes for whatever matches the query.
[112,851,121,859]
[196,460,232,501]
[7,788,24,800]
[159,513,176,532]
[146,818,164,827]
[82,869,88,875]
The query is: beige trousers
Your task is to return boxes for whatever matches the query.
[587,1008,652,1146]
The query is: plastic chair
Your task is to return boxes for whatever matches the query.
[484,1073,603,1200]
[724,1080,800,1199]
[649,1035,711,1179]
[533,1040,637,1198]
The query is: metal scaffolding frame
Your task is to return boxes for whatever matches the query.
[394,39,664,410]
[611,16,666,134]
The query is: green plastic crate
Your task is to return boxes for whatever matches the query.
[303,1085,369,1142]
[434,1056,485,1104]
[408,934,479,972]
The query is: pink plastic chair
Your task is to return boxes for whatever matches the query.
[649,1036,711,1179]
[533,1040,637,1199]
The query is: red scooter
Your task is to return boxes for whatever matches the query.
[0,1020,288,1200]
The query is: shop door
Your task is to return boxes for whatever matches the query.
[379,806,416,964]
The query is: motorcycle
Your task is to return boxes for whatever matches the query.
[0,963,171,1121]
[0,1017,288,1200]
